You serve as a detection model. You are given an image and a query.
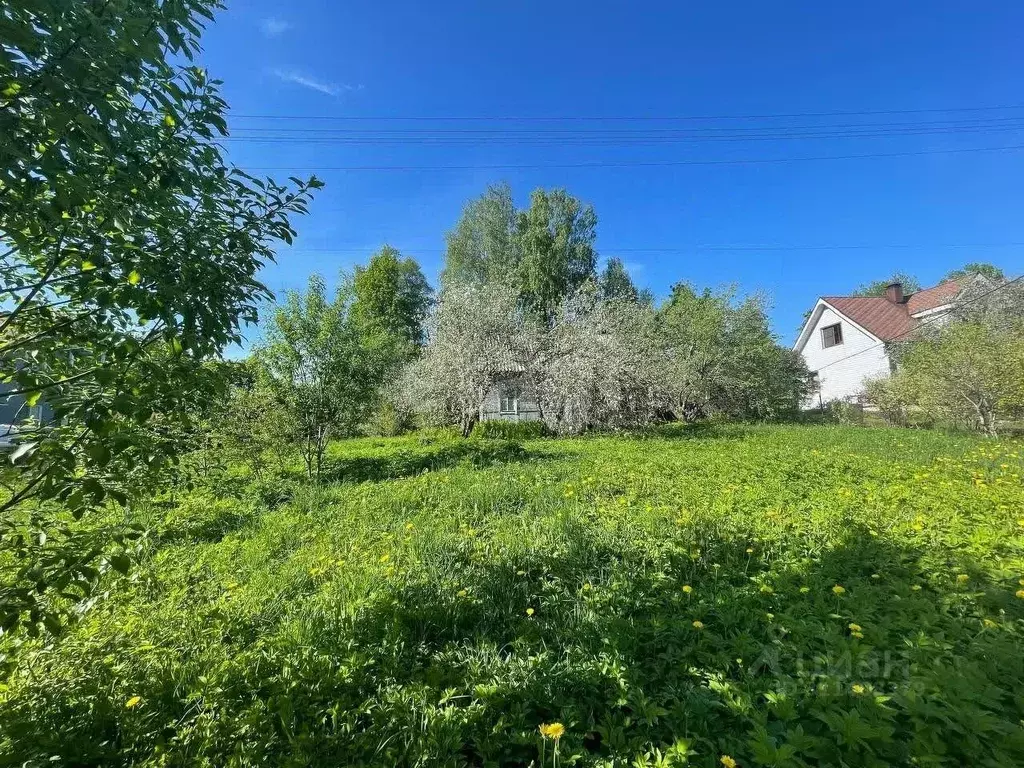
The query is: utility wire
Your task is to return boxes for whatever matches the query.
[227,103,1024,122]
[242,143,1024,171]
[280,242,1024,255]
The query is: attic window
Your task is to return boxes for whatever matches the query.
[821,323,843,349]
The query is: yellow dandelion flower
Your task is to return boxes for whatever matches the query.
[682,585,693,594]
[956,574,969,584]
[457,589,468,598]
[539,722,565,740]
[526,607,535,616]
[851,631,864,639]
[692,620,705,630]
[125,696,143,709]
[379,553,390,563]
[720,756,738,768]
[832,585,846,595]
[983,618,998,628]
[582,583,592,591]
[852,684,866,694]
[745,548,754,555]
[1015,590,1024,600]
[848,623,862,632]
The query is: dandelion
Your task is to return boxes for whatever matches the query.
[983,618,998,628]
[125,696,142,709]
[405,522,415,530]
[852,684,866,695]
[539,722,565,740]
[745,548,754,555]
[848,623,862,632]
[851,631,864,639]
[457,589,468,598]
[720,756,738,768]
[692,620,705,630]
[526,607,535,616]
[379,553,390,563]
[682,585,693,594]
[956,574,969,584]
[832,585,846,596]
[1015,590,1024,600]
[582,583,592,591]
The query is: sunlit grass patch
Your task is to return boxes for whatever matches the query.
[2,425,1023,766]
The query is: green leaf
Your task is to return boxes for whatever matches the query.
[109,554,131,574]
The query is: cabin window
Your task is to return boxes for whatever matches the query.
[821,323,843,349]
[499,385,518,415]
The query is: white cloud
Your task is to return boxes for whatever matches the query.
[260,17,292,38]
[271,69,361,98]
[623,260,647,276]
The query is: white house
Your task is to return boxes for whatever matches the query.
[794,280,962,405]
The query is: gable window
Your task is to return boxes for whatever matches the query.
[821,323,843,349]
[499,384,518,415]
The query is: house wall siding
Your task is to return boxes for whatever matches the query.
[800,305,891,405]
[480,375,543,422]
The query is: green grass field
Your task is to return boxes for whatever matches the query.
[3,425,1024,767]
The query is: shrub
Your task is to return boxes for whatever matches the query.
[471,420,549,439]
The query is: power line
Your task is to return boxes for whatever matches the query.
[227,103,1024,122]
[220,124,1024,146]
[242,143,1024,172]
[809,275,1024,374]
[280,242,1024,255]
[224,115,1024,135]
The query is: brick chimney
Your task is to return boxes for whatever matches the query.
[884,282,904,304]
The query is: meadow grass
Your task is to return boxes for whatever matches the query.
[2,424,1024,767]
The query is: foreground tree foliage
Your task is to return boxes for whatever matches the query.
[0,1,319,634]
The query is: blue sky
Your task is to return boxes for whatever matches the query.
[197,1,1024,344]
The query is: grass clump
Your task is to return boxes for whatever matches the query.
[2,425,1023,767]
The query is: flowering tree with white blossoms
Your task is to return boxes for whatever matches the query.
[408,281,540,436]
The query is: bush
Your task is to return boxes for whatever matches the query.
[471,420,548,439]
[367,401,417,437]
[821,399,865,426]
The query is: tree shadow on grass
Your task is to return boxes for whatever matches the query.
[314,439,555,485]
[637,422,752,442]
[5,523,1024,767]
[291,523,1024,767]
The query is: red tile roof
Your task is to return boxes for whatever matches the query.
[822,280,960,341]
